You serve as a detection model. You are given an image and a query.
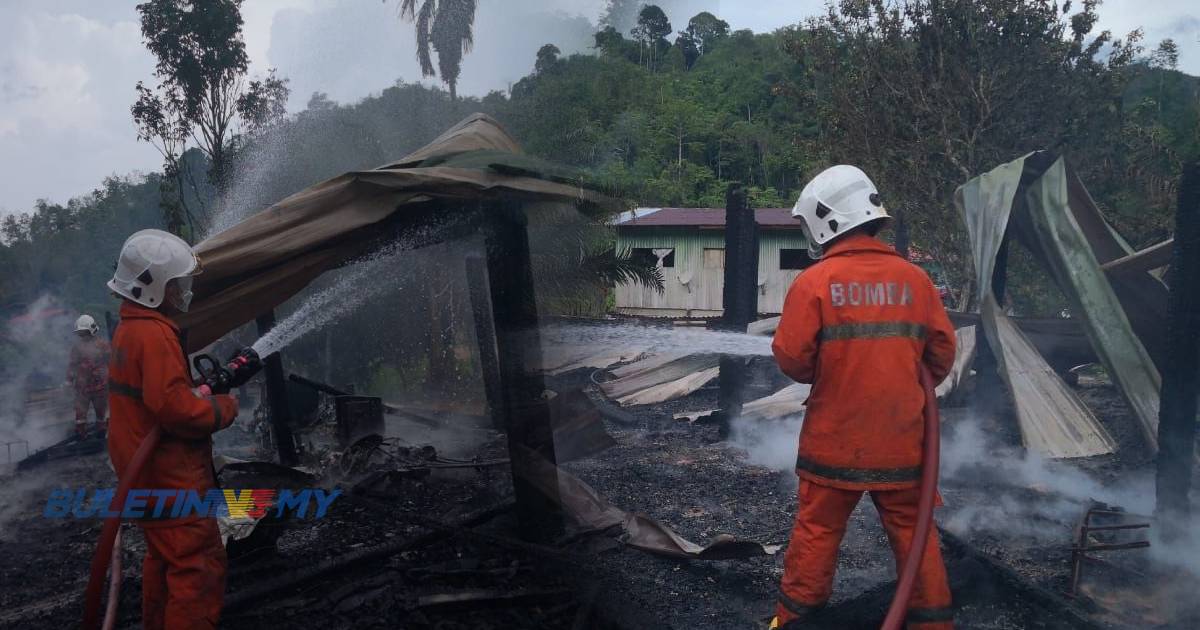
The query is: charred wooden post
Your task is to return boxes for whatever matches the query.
[718,356,747,415]
[717,355,749,438]
[721,183,759,330]
[1155,161,1200,537]
[255,311,299,466]
[718,184,758,433]
[465,253,505,430]
[481,202,564,541]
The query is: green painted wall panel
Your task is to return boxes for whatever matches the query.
[615,227,809,315]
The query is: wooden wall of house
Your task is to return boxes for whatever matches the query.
[615,228,809,316]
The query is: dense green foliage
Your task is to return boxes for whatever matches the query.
[2,1,1198,329]
[499,26,813,209]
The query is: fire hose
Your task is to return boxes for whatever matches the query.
[82,423,160,629]
[82,348,261,629]
[880,364,940,630]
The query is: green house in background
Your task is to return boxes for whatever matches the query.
[614,208,812,317]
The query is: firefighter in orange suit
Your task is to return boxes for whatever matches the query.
[769,166,957,629]
[68,314,110,437]
[107,229,239,630]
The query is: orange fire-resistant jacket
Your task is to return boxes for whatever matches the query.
[108,301,238,525]
[68,336,111,394]
[772,233,956,491]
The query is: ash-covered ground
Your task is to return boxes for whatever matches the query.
[1,368,1197,629]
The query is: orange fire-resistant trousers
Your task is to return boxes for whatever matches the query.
[777,481,953,629]
[140,518,226,630]
[74,390,107,435]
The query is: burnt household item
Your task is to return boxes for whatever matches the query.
[1069,503,1151,598]
[288,373,439,428]
[284,380,322,428]
[335,395,385,447]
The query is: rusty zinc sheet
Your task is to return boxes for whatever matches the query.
[178,113,618,353]
[956,154,1117,458]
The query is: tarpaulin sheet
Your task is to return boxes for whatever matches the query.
[178,113,618,352]
[956,154,1117,458]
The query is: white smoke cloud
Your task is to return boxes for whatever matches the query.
[0,295,80,460]
[728,403,1200,581]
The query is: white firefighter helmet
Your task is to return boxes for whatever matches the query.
[107,229,200,311]
[792,165,890,250]
[75,314,99,335]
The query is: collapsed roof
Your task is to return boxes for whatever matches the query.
[955,151,1169,457]
[178,113,619,353]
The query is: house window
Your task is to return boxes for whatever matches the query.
[780,248,815,270]
[631,247,675,268]
[703,248,725,269]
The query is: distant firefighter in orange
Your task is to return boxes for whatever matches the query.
[67,314,110,438]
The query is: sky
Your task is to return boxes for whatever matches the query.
[0,0,1197,216]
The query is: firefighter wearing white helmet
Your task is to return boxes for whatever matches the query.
[792,165,891,258]
[106,228,240,627]
[67,313,110,438]
[75,314,99,336]
[107,228,201,312]
[770,165,956,629]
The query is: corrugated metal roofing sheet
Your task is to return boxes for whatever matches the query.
[616,207,802,228]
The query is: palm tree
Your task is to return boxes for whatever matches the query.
[398,0,477,101]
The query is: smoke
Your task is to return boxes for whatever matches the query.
[940,416,1154,517]
[727,404,1200,581]
[0,474,48,540]
[728,413,804,491]
[0,295,79,458]
[940,416,1200,583]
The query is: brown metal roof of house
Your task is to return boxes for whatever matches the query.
[615,207,803,229]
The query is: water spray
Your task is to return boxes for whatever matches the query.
[539,323,774,358]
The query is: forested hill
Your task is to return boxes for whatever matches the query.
[1,3,1197,319]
